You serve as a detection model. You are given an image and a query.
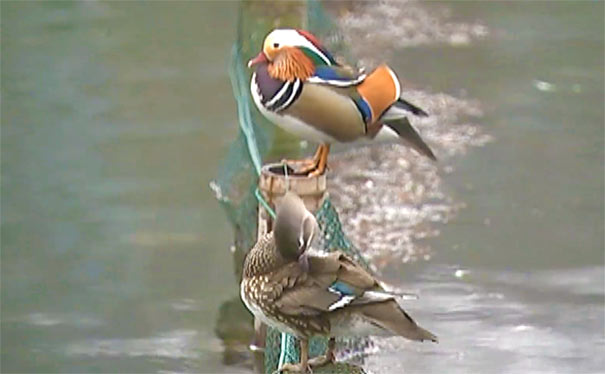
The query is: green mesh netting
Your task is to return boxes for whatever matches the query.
[213,1,368,373]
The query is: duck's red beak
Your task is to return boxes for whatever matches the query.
[247,52,268,68]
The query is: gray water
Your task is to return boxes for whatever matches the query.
[1,1,603,374]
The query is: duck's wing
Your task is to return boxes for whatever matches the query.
[307,65,367,87]
[266,251,380,316]
[307,64,433,133]
[266,252,439,342]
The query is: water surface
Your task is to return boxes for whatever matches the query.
[2,2,243,373]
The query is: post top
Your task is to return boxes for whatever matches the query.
[259,163,327,213]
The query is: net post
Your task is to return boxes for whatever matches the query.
[258,163,328,218]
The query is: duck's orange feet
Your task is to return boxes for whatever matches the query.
[280,158,318,176]
[277,362,312,374]
[282,144,330,177]
[276,339,311,373]
[308,337,336,367]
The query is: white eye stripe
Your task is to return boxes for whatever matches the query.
[270,29,332,65]
[298,213,316,251]
[305,44,331,65]
[305,216,315,248]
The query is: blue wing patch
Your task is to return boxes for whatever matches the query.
[313,66,348,81]
[353,97,372,124]
[327,281,357,311]
[329,281,356,296]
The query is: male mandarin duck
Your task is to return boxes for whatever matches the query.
[240,192,438,373]
[248,29,436,177]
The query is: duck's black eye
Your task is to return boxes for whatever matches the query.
[273,43,280,48]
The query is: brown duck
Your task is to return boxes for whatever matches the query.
[240,192,438,373]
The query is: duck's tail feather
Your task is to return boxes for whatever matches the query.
[360,299,438,343]
[393,97,429,117]
[382,116,436,161]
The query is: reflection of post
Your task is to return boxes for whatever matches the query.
[254,163,327,372]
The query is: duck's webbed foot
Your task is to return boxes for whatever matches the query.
[281,158,318,175]
[276,338,312,374]
[281,144,330,177]
[308,337,336,368]
[307,355,331,368]
[277,362,312,374]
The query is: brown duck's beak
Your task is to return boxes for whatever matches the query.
[248,52,268,68]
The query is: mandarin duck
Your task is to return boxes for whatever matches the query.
[240,192,438,373]
[248,29,436,177]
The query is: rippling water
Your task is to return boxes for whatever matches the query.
[335,2,604,373]
[2,2,242,373]
[2,1,603,373]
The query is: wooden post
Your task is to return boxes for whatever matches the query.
[258,163,327,236]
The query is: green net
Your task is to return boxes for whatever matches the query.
[213,1,368,373]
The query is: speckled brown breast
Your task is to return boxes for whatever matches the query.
[242,275,331,338]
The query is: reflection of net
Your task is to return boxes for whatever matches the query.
[212,1,368,372]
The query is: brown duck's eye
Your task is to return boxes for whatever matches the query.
[273,43,280,48]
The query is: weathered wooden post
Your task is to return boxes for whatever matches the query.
[258,163,327,237]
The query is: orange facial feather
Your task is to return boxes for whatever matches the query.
[268,47,315,82]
